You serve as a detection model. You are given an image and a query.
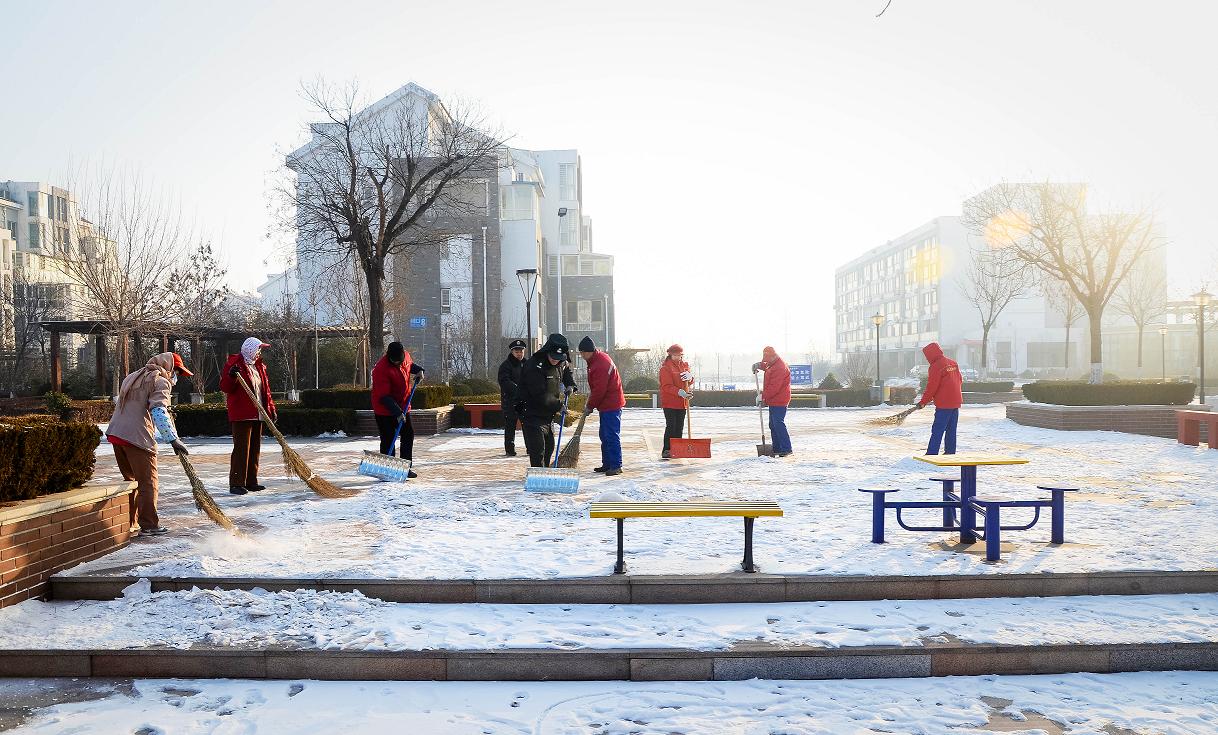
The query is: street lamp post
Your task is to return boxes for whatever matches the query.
[556,207,568,337]
[516,268,539,353]
[1159,325,1168,382]
[871,312,885,386]
[1193,290,1211,404]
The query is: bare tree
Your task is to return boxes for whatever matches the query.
[963,182,1160,383]
[1045,278,1085,375]
[2,265,58,396]
[959,245,1036,377]
[164,242,229,392]
[281,80,505,356]
[1113,250,1167,375]
[843,351,873,389]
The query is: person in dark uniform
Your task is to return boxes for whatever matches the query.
[514,333,577,468]
[497,338,528,456]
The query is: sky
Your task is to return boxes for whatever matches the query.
[3,0,1216,357]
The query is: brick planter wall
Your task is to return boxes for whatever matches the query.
[353,406,455,437]
[1005,401,1211,439]
[0,483,136,608]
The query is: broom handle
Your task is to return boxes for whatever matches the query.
[389,379,419,456]
[755,373,767,443]
[236,373,286,443]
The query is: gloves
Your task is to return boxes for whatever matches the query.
[563,386,575,397]
[229,365,240,378]
[751,362,762,374]
[680,370,692,382]
[677,389,690,399]
[415,371,425,384]
[916,402,927,410]
[171,439,190,456]
[583,404,594,416]
[397,413,407,425]
[269,409,278,422]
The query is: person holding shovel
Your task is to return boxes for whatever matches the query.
[497,339,528,457]
[916,341,963,455]
[658,344,693,460]
[753,346,793,457]
[220,337,276,495]
[371,341,425,478]
[106,352,192,537]
[578,336,625,476]
[515,333,576,468]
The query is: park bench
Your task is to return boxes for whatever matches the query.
[860,485,1077,562]
[589,501,784,574]
[462,403,519,430]
[1176,409,1218,449]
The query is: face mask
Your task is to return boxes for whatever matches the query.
[171,375,179,386]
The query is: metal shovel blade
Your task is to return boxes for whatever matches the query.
[524,467,580,493]
[358,450,414,482]
[756,443,775,457]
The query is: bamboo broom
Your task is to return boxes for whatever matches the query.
[866,404,922,427]
[556,410,588,468]
[236,374,355,499]
[177,452,243,534]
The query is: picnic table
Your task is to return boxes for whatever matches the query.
[914,454,1028,544]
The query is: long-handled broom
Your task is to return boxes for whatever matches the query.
[867,404,923,426]
[177,452,242,534]
[556,409,587,469]
[236,374,355,499]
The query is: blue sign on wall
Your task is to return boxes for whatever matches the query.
[790,364,813,385]
[410,317,428,329]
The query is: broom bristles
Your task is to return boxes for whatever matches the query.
[236,375,356,499]
[556,412,587,469]
[177,453,242,533]
[866,405,921,426]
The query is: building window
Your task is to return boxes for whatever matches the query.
[593,259,612,276]
[558,164,576,200]
[562,255,578,276]
[28,223,40,248]
[27,193,38,217]
[565,299,604,328]
[560,210,578,248]
[547,255,560,277]
[440,288,451,315]
[501,184,535,220]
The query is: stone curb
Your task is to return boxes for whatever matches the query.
[49,569,1218,604]
[2,642,1215,681]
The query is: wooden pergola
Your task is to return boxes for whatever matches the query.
[39,320,369,394]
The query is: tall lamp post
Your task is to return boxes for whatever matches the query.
[1193,289,1211,404]
[516,268,539,353]
[871,312,885,386]
[556,207,568,339]
[1159,325,1168,382]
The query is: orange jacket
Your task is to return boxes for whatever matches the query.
[659,357,692,410]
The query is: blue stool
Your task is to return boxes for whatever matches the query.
[859,488,901,544]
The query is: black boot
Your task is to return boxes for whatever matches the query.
[229,486,248,495]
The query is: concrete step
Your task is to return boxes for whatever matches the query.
[4,641,1216,681]
[50,569,1218,604]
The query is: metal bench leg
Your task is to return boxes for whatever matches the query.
[613,518,627,574]
[984,505,1001,562]
[870,492,886,544]
[941,481,957,527]
[1051,489,1066,544]
[960,465,978,544]
[742,516,758,573]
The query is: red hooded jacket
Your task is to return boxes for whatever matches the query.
[219,354,276,422]
[371,352,417,417]
[584,350,625,412]
[918,342,963,409]
[658,357,691,410]
[759,347,791,407]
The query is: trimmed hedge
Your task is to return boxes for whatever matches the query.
[963,381,1015,393]
[300,384,454,411]
[822,389,882,408]
[174,403,358,437]
[817,373,843,390]
[625,376,659,392]
[0,416,101,502]
[1022,380,1196,406]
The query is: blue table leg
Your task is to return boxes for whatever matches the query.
[960,465,978,544]
[1051,489,1066,544]
[871,492,886,544]
[941,480,957,528]
[984,504,1001,561]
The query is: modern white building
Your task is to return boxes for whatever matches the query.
[834,187,1168,379]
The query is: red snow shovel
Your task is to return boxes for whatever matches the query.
[669,390,711,459]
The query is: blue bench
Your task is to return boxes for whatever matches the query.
[861,484,1078,562]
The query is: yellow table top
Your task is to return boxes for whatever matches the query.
[913,454,1029,467]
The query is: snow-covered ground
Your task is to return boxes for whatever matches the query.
[73,405,1218,580]
[4,672,1216,734]
[2,581,1216,651]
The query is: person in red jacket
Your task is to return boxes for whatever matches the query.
[916,342,963,455]
[578,336,625,475]
[753,346,793,457]
[657,344,693,460]
[371,341,425,478]
[220,337,276,495]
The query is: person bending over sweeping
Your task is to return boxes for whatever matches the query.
[221,337,276,495]
[106,352,192,537]
[515,333,576,468]
[658,344,693,460]
[578,336,625,475]
[753,346,793,457]
[371,341,425,478]
[916,342,963,455]
[497,339,528,457]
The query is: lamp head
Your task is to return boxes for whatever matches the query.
[871,312,885,327]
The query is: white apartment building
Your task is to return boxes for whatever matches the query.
[834,188,1168,379]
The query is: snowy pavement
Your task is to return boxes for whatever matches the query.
[3,671,1216,734]
[72,405,1218,580]
[2,580,1216,652]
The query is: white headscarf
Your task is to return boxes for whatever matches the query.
[241,337,267,365]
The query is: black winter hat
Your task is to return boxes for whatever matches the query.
[387,342,405,363]
[542,333,569,358]
[508,339,527,350]
[578,336,595,352]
